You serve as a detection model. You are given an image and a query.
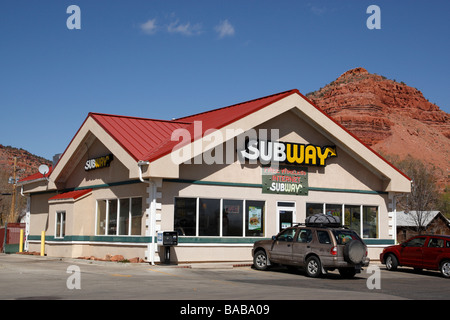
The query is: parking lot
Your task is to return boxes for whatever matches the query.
[1,253,449,302]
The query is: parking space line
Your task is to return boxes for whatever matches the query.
[110,273,132,277]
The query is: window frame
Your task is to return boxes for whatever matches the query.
[306,202,380,239]
[174,197,265,238]
[95,197,143,236]
[55,211,66,239]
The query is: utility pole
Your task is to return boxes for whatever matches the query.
[8,157,17,223]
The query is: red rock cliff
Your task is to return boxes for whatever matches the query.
[306,67,449,186]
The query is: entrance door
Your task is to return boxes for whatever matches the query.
[277,202,296,232]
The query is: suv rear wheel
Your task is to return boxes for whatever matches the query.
[253,250,269,271]
[305,256,322,278]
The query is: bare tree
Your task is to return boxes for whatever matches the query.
[395,156,439,233]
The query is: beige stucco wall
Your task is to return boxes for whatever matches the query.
[29,192,56,236]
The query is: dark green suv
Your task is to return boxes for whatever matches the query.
[252,224,370,278]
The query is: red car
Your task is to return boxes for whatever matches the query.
[380,235,450,278]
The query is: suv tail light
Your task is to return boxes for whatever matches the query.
[330,246,337,256]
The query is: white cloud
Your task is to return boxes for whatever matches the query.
[140,18,158,35]
[307,3,327,16]
[215,19,235,38]
[310,6,326,15]
[167,20,203,36]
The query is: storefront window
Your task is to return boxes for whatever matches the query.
[363,206,378,238]
[306,203,323,217]
[223,200,243,236]
[305,203,378,238]
[344,205,361,235]
[107,199,118,235]
[245,201,265,237]
[326,204,341,218]
[174,198,197,236]
[97,200,107,235]
[174,197,264,237]
[119,199,130,235]
[130,198,142,235]
[96,198,142,236]
[199,198,221,236]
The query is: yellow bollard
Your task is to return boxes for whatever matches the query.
[40,231,45,256]
[19,229,24,253]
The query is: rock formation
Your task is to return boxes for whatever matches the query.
[306,67,449,187]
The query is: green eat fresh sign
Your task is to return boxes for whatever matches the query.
[261,165,308,196]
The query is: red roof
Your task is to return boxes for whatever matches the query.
[18,166,53,183]
[143,89,299,162]
[90,113,191,161]
[48,189,92,201]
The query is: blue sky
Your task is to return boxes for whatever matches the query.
[1,0,449,161]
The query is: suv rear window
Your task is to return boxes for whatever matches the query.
[332,230,362,245]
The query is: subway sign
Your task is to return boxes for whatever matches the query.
[262,165,308,196]
[242,140,337,167]
[84,154,114,171]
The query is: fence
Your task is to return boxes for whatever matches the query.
[0,223,26,253]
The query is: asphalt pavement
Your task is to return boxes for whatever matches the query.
[1,253,448,304]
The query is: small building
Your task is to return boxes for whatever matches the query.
[18,89,411,263]
[396,211,450,243]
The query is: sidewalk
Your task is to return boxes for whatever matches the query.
[161,261,254,269]
[2,253,254,269]
[3,253,381,269]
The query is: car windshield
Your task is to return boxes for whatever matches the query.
[332,229,362,245]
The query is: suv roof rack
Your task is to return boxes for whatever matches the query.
[292,222,350,229]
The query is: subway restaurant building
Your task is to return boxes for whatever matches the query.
[18,89,411,264]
